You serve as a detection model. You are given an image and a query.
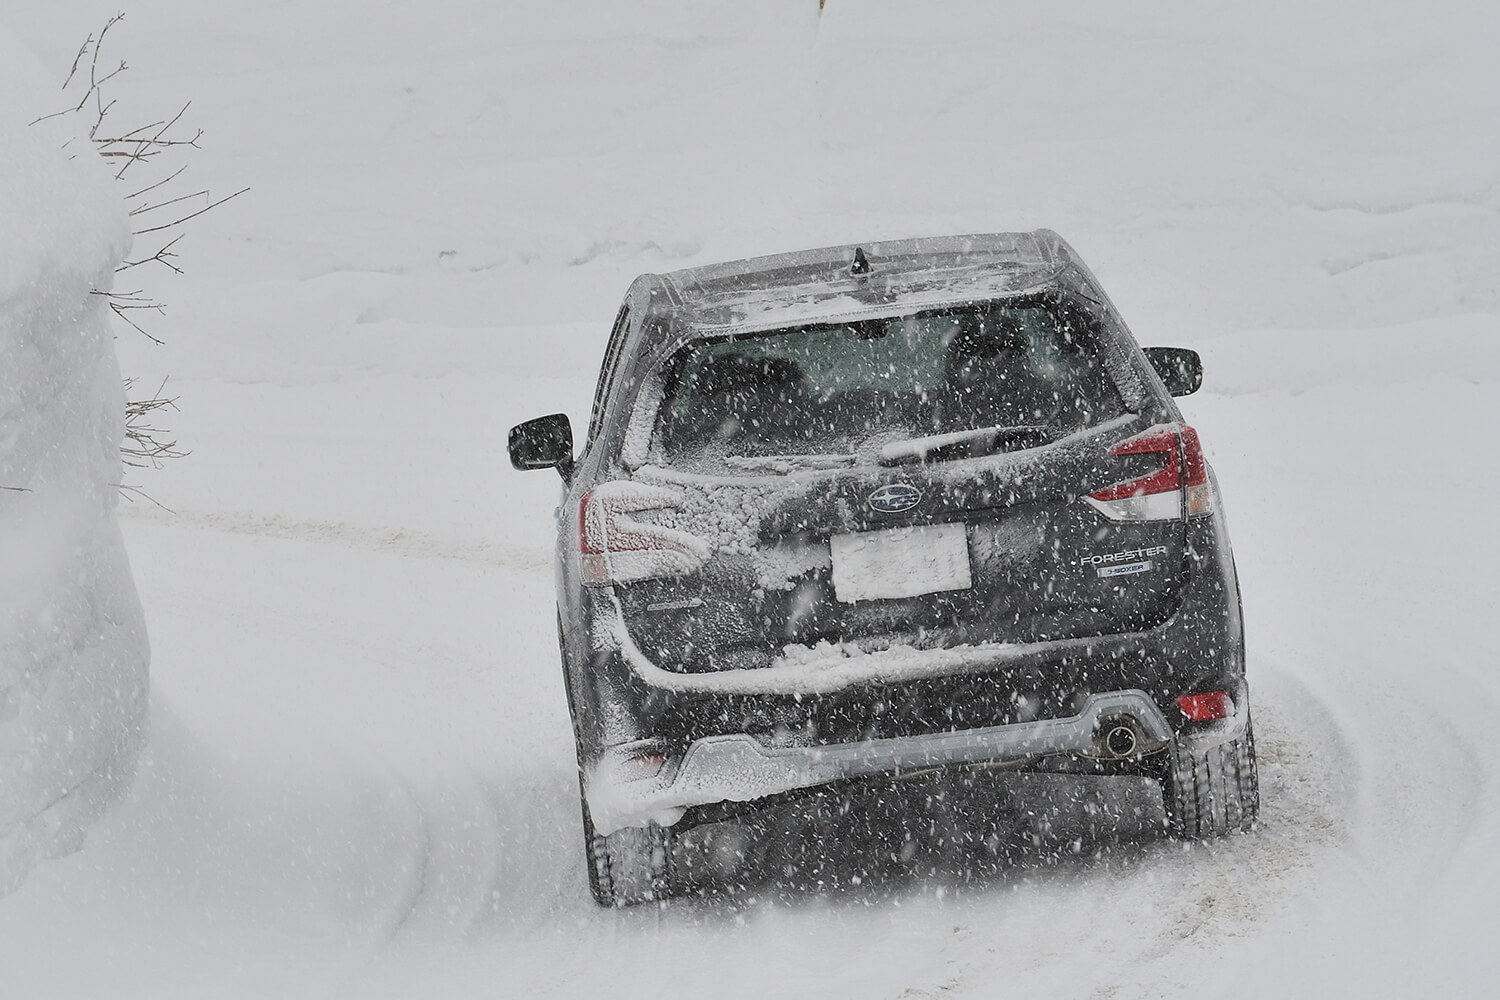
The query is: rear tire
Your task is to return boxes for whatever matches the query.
[581,794,673,907]
[559,610,674,907]
[1162,721,1260,838]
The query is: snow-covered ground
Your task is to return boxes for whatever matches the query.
[2,1,1497,995]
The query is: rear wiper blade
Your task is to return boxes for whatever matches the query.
[878,425,1054,466]
[725,454,857,473]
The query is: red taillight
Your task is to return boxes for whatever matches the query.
[578,481,711,584]
[1092,425,1206,499]
[1086,423,1214,521]
[1175,690,1231,721]
[619,752,667,780]
[580,489,674,554]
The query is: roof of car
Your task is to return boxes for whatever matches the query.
[645,230,1085,335]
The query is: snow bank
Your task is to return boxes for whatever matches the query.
[0,25,147,894]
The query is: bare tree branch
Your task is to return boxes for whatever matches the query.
[93,290,167,344]
[117,233,185,274]
[121,378,187,471]
[124,162,187,201]
[133,187,248,236]
[60,32,94,91]
[116,483,173,509]
[129,188,209,218]
[32,13,244,488]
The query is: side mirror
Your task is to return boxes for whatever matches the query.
[1143,347,1203,397]
[509,413,574,476]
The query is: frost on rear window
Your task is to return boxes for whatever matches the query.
[649,297,1127,474]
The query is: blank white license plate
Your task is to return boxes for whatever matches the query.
[830,523,972,603]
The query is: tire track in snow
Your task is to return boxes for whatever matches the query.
[374,777,433,946]
[905,636,1487,1000]
[861,661,1357,999]
[110,503,587,957]
[1290,637,1490,913]
[381,771,528,940]
[120,505,550,570]
[344,765,587,945]
[449,769,509,934]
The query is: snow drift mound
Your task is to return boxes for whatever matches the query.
[0,25,148,895]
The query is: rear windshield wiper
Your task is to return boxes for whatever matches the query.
[724,454,857,473]
[878,425,1054,466]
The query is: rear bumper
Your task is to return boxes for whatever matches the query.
[595,590,1222,698]
[585,682,1249,835]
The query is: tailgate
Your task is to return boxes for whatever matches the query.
[616,418,1189,673]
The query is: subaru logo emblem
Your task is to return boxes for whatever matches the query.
[868,483,922,514]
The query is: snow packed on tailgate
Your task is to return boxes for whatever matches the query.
[509,231,1257,906]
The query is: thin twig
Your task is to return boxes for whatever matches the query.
[122,378,187,471]
[96,119,172,146]
[124,162,187,201]
[60,32,94,91]
[117,233,185,274]
[133,186,248,235]
[104,297,166,343]
[127,188,209,217]
[116,484,174,510]
[84,13,127,135]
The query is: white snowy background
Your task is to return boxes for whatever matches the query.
[1,0,1497,996]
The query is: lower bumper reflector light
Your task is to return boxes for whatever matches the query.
[1175,690,1231,721]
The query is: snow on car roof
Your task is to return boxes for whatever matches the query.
[649,230,1079,335]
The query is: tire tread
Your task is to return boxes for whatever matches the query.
[1163,721,1259,838]
[584,811,672,908]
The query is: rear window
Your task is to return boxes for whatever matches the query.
[651,297,1127,473]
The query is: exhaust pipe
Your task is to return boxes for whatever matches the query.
[1095,717,1144,759]
[1104,724,1138,757]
